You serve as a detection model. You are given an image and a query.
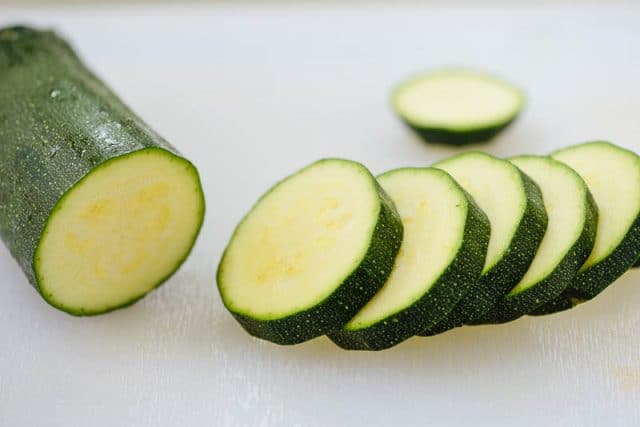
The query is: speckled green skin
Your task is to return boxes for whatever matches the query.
[327,168,490,351]
[421,169,548,334]
[0,26,205,315]
[217,161,404,345]
[402,117,518,146]
[528,291,578,316]
[482,182,598,324]
[564,210,640,300]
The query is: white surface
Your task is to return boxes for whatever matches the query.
[1,4,640,426]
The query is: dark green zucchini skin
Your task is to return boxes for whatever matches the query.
[219,179,404,346]
[528,291,579,316]
[0,26,203,314]
[328,185,490,351]
[482,189,598,323]
[401,117,518,146]
[421,171,548,334]
[566,214,640,300]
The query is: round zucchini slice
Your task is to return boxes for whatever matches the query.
[391,69,525,146]
[421,152,547,335]
[217,159,403,345]
[328,168,489,350]
[550,141,640,301]
[481,156,597,323]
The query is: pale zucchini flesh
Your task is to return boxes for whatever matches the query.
[481,156,597,323]
[217,159,403,345]
[328,168,489,350]
[36,149,205,314]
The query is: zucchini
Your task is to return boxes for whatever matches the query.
[216,159,403,345]
[549,141,640,300]
[480,156,598,323]
[421,152,547,334]
[328,168,489,350]
[391,69,525,146]
[529,291,583,316]
[0,27,205,315]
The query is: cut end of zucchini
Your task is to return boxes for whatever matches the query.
[34,148,205,315]
[392,69,525,145]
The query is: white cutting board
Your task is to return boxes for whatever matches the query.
[1,4,639,426]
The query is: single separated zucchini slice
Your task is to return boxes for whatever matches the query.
[328,168,489,351]
[391,69,525,146]
[217,159,403,345]
[420,152,547,335]
[480,156,598,323]
[547,142,640,302]
[0,27,205,315]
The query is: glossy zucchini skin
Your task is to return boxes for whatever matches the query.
[422,171,547,334]
[0,26,204,314]
[219,179,403,346]
[401,118,518,146]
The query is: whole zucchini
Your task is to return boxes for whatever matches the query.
[0,26,205,315]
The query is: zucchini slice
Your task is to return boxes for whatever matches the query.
[480,156,598,323]
[391,69,525,146]
[328,168,489,350]
[421,152,547,334]
[549,141,640,300]
[217,159,403,345]
[0,27,205,315]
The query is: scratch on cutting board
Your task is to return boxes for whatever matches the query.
[613,367,640,391]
